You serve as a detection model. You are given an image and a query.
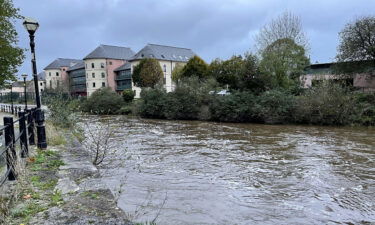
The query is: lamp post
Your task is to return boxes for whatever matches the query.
[21,74,28,110]
[10,83,14,114]
[23,17,47,149]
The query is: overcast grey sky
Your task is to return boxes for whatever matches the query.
[14,0,375,78]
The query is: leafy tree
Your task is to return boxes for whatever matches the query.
[259,38,310,89]
[171,63,184,82]
[209,55,243,89]
[0,0,24,86]
[337,16,375,63]
[256,11,309,54]
[181,55,209,79]
[132,58,163,88]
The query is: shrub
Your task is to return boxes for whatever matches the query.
[352,92,375,126]
[82,88,123,114]
[257,89,296,124]
[295,82,355,125]
[122,89,135,103]
[139,87,167,119]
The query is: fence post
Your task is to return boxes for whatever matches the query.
[4,117,17,181]
[27,109,35,145]
[18,111,28,158]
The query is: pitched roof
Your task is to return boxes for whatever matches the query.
[67,61,85,72]
[37,71,46,81]
[44,58,82,70]
[83,44,135,60]
[130,44,195,62]
[114,62,131,72]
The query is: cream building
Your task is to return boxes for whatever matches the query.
[83,44,135,96]
[122,44,195,98]
[44,58,82,91]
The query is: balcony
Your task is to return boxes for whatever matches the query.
[116,83,132,91]
[116,74,132,81]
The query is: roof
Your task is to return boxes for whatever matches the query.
[44,58,82,70]
[83,44,135,60]
[130,44,195,62]
[11,81,24,87]
[304,60,375,75]
[37,71,46,81]
[114,62,131,72]
[67,61,85,72]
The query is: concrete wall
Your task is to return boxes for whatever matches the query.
[106,59,126,92]
[45,69,63,89]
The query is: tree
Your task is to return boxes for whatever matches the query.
[122,89,135,102]
[132,58,163,88]
[337,16,375,63]
[209,55,243,89]
[255,11,309,54]
[171,63,184,82]
[259,38,310,89]
[181,56,209,79]
[0,0,24,86]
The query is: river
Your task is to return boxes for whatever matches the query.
[87,116,375,225]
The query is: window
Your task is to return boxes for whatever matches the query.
[86,73,88,78]
[40,83,43,86]
[93,82,96,88]
[85,64,87,69]
[101,72,105,78]
[91,63,95,68]
[163,65,167,72]
[109,61,112,65]
[63,68,66,71]
[56,72,59,76]
[49,72,51,76]
[102,82,105,87]
[101,63,105,68]
[92,73,95,78]
[57,80,60,87]
[49,80,52,88]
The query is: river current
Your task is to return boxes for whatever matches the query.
[88,116,375,225]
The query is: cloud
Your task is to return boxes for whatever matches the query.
[13,0,375,77]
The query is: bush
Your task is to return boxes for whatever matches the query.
[122,89,135,103]
[352,92,375,126]
[139,87,167,119]
[82,88,123,114]
[295,82,355,125]
[45,93,77,128]
[118,105,132,115]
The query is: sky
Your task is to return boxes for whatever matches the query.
[13,0,375,79]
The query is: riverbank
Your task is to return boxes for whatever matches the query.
[1,125,132,225]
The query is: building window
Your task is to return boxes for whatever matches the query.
[163,64,167,72]
[102,82,105,87]
[91,63,95,68]
[49,80,52,88]
[93,82,96,88]
[86,73,88,78]
[85,64,87,69]
[101,72,105,78]
[101,63,105,68]
[92,73,95,78]
[56,72,59,76]
[63,68,66,71]
[40,83,43,86]
[109,61,112,65]
[49,72,51,76]
[57,80,60,87]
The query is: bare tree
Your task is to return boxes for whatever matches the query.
[255,11,309,54]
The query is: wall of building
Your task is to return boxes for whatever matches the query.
[45,69,64,89]
[106,59,125,92]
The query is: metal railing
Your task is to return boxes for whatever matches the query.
[0,105,36,186]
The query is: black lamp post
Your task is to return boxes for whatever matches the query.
[21,74,28,110]
[10,83,14,114]
[23,17,47,149]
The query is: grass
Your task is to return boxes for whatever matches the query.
[11,202,48,223]
[81,191,100,200]
[46,121,67,146]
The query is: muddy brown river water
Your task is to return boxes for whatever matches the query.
[90,116,375,225]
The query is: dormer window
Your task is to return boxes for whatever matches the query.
[149,54,154,58]
[141,54,144,57]
[161,55,165,58]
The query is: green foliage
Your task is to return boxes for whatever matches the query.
[44,92,77,128]
[337,16,375,62]
[139,87,167,119]
[352,92,375,126]
[0,0,24,86]
[122,89,135,102]
[118,105,132,115]
[259,38,310,89]
[82,88,124,114]
[294,82,356,125]
[171,63,184,82]
[132,58,163,88]
[181,56,209,80]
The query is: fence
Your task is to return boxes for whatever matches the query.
[0,105,35,187]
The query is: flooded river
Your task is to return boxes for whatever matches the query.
[91,116,375,225]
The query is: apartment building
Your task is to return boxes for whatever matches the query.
[67,61,86,96]
[44,58,82,90]
[83,45,134,96]
[119,44,195,98]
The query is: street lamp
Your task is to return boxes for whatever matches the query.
[23,17,47,149]
[10,83,14,114]
[21,74,28,110]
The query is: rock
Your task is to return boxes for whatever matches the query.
[55,178,79,194]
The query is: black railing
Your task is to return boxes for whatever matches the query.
[0,105,36,186]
